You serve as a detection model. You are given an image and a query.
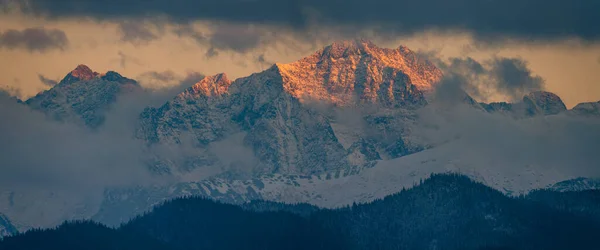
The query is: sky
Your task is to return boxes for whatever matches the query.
[1,0,600,107]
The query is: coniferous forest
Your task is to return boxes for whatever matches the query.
[1,174,599,250]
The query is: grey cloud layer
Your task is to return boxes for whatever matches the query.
[0,91,149,191]
[0,71,204,192]
[117,21,160,44]
[432,56,545,102]
[17,0,600,41]
[172,23,275,57]
[0,27,68,52]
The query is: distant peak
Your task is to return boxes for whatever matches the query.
[69,64,98,81]
[571,100,600,116]
[524,91,563,102]
[186,73,231,97]
[523,91,567,115]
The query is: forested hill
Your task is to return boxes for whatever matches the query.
[2,174,599,250]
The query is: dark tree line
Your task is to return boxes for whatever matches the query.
[2,173,600,250]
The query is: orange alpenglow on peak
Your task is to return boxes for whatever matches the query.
[69,64,99,81]
[274,40,443,106]
[185,73,232,97]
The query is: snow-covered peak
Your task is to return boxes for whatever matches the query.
[274,40,441,106]
[26,66,141,128]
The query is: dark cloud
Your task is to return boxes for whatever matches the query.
[139,70,178,83]
[208,24,267,53]
[174,23,272,55]
[0,27,68,52]
[257,54,272,65]
[433,55,545,102]
[205,47,218,58]
[490,58,545,100]
[137,70,205,87]
[37,74,58,87]
[117,21,159,44]
[256,53,275,70]
[17,0,600,42]
[173,24,206,44]
[180,71,205,86]
[115,50,143,68]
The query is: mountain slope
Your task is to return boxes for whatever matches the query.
[0,213,17,238]
[26,65,142,128]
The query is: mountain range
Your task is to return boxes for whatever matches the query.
[1,40,599,233]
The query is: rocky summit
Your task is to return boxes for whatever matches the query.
[275,40,442,106]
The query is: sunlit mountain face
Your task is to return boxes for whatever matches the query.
[1,1,600,249]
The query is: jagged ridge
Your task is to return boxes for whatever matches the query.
[137,40,440,176]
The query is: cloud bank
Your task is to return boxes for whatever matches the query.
[427,54,546,102]
[16,0,600,42]
[0,91,152,192]
[0,27,68,52]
